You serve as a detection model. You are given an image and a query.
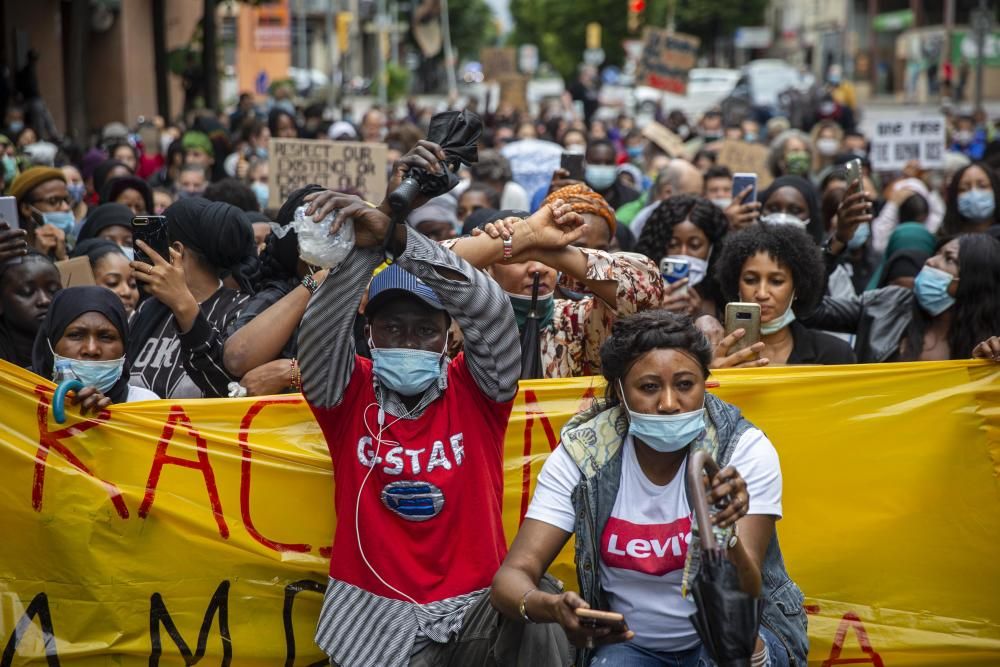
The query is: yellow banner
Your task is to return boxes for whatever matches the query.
[1,359,998,665]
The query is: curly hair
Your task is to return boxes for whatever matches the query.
[599,310,713,403]
[941,162,1000,236]
[634,194,728,308]
[715,223,826,315]
[902,234,1000,360]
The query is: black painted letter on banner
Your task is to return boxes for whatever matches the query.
[1,592,60,666]
[283,579,327,667]
[149,580,232,666]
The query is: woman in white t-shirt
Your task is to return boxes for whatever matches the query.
[491,310,807,667]
[31,286,159,407]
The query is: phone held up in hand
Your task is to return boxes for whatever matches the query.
[575,608,628,633]
[0,196,18,230]
[660,256,689,296]
[724,302,762,353]
[731,172,758,204]
[131,215,169,266]
[845,158,863,191]
[560,152,586,182]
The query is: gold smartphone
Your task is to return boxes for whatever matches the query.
[724,302,762,353]
[575,608,628,632]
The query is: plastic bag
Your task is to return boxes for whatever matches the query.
[270,205,354,269]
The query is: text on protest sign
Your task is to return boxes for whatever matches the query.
[865,112,946,172]
[715,139,773,189]
[635,30,700,94]
[269,138,388,208]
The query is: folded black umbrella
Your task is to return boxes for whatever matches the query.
[687,450,761,667]
[520,272,544,380]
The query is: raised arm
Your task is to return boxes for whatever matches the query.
[224,270,328,377]
[297,249,381,409]
[395,227,521,402]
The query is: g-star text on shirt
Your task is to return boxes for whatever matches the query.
[601,515,692,576]
[357,433,465,475]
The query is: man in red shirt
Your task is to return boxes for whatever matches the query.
[298,143,577,667]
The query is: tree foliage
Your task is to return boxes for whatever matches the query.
[510,0,767,80]
[448,0,500,61]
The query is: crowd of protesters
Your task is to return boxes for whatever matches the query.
[2,70,1000,667]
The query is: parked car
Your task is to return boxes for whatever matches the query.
[633,68,740,118]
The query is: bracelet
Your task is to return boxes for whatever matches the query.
[502,235,513,261]
[301,274,320,294]
[289,358,301,391]
[519,588,538,624]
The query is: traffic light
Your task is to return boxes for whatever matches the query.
[628,0,645,33]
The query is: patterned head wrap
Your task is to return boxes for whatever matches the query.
[543,184,616,235]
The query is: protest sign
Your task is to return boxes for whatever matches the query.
[480,47,517,81]
[54,256,95,287]
[864,111,946,172]
[635,30,699,94]
[642,121,685,157]
[2,358,1000,664]
[498,74,529,113]
[269,138,387,209]
[716,139,773,188]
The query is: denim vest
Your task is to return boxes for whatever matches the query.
[561,394,808,666]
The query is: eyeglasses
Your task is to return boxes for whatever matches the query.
[30,195,72,208]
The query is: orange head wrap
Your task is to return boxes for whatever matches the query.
[543,184,616,236]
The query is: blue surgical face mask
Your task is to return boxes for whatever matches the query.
[119,245,135,261]
[8,121,23,134]
[251,182,269,210]
[847,222,870,250]
[618,380,706,453]
[585,164,618,191]
[50,345,125,394]
[255,147,269,159]
[761,293,797,335]
[626,145,644,160]
[67,182,86,206]
[957,189,995,220]
[34,209,76,236]
[177,189,204,200]
[913,265,956,316]
[369,337,446,396]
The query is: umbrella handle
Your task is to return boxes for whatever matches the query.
[53,379,85,425]
[687,449,722,552]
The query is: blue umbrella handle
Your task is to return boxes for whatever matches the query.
[53,379,85,424]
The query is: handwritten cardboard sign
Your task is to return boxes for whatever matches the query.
[498,74,529,113]
[269,138,388,209]
[55,256,95,287]
[642,121,685,157]
[715,139,773,188]
[481,47,517,81]
[635,30,699,94]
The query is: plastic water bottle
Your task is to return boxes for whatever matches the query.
[53,358,80,384]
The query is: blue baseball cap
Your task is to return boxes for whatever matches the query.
[366,263,445,318]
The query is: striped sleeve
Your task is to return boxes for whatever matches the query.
[395,227,521,403]
[297,246,383,409]
[178,291,249,398]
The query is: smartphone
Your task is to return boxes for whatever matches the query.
[0,196,18,230]
[845,158,862,191]
[561,152,585,182]
[660,256,689,297]
[131,215,169,266]
[575,608,628,633]
[724,302,762,354]
[732,172,758,204]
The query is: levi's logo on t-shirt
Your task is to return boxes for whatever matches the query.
[601,515,692,576]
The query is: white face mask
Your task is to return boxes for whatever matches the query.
[760,212,809,230]
[816,137,839,157]
[710,197,732,210]
[666,253,710,287]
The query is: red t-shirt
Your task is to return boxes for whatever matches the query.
[309,353,513,604]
